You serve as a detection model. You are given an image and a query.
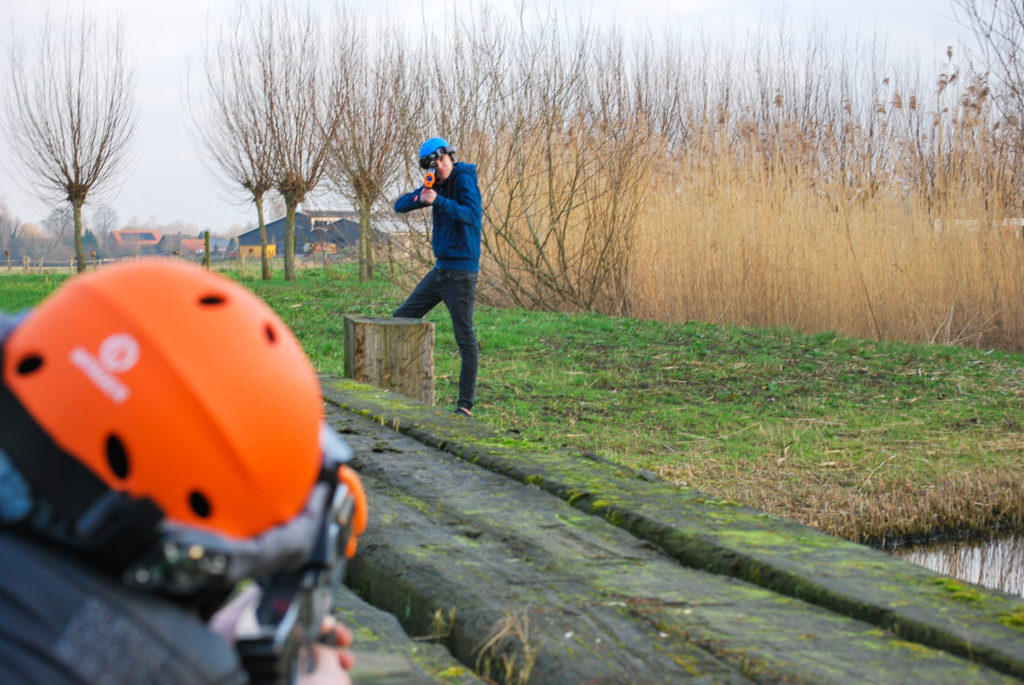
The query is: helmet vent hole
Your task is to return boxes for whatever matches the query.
[106,435,130,479]
[16,355,44,375]
[264,324,277,344]
[189,491,212,519]
[199,294,226,306]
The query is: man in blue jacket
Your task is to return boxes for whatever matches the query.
[393,137,482,417]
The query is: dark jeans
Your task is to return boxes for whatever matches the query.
[393,269,478,410]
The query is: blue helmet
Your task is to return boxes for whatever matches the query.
[418,137,457,169]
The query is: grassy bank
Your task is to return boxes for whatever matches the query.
[4,264,1023,544]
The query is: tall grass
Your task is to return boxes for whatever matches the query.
[633,130,1024,350]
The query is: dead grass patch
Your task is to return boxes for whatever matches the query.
[663,456,1024,544]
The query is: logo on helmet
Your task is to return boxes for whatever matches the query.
[97,334,140,374]
[69,333,139,404]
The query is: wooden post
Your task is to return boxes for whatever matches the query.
[344,316,435,405]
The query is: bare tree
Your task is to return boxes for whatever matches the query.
[327,15,415,281]
[0,201,23,262]
[257,0,343,281]
[40,207,75,262]
[953,0,1024,201]
[415,7,655,315]
[2,11,136,273]
[953,0,1024,123]
[188,2,278,280]
[91,204,119,247]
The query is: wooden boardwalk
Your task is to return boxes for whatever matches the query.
[323,377,1024,685]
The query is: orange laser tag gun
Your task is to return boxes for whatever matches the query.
[414,170,436,203]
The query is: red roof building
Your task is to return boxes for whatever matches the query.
[111,230,162,250]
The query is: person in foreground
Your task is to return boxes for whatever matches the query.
[393,137,482,417]
[0,259,366,684]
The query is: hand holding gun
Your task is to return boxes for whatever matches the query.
[236,462,368,684]
[414,170,436,204]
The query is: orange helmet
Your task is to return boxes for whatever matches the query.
[2,259,323,539]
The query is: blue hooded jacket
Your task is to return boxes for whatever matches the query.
[394,161,482,272]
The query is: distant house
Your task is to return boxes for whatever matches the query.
[304,209,359,227]
[158,234,206,256]
[236,212,360,257]
[1000,218,1024,239]
[156,234,233,257]
[374,213,422,251]
[111,229,162,253]
[240,242,276,259]
[180,238,206,254]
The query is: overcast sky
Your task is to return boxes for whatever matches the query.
[0,1,971,235]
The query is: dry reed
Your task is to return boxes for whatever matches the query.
[633,130,1024,351]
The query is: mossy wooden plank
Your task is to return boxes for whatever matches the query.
[328,404,1017,685]
[333,587,483,685]
[321,376,1024,681]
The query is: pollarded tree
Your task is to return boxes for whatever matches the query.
[188,2,278,280]
[327,15,415,282]
[258,0,343,281]
[2,11,137,273]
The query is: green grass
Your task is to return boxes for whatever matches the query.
[0,271,71,311]
[5,262,1024,543]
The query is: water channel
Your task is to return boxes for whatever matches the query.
[887,532,1024,599]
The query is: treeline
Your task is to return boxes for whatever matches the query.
[7,2,1023,348]
[0,201,227,262]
